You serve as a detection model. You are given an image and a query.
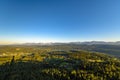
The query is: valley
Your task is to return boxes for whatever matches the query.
[0,44,120,80]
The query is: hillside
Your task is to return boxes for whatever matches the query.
[0,46,120,80]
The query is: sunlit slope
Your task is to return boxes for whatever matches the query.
[0,50,120,80]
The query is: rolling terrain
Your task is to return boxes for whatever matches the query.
[0,44,120,80]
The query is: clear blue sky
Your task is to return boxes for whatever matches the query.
[0,0,120,44]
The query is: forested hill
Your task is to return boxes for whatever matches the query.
[0,46,120,80]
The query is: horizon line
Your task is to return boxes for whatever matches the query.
[0,40,120,45]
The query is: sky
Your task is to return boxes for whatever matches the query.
[0,0,120,44]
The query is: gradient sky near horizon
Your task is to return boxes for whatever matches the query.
[0,0,120,44]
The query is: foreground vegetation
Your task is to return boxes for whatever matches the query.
[0,45,120,80]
